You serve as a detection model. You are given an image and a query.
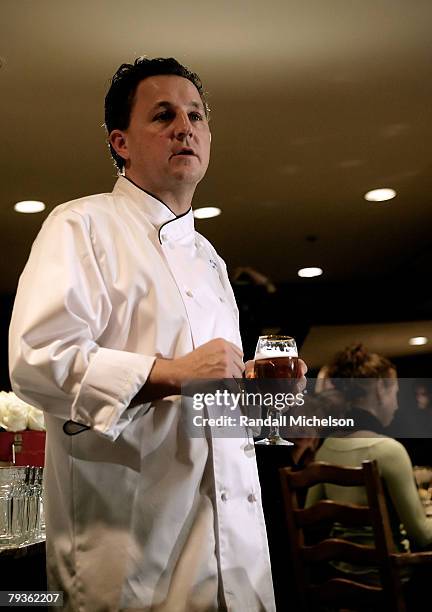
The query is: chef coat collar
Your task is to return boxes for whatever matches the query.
[113,176,195,243]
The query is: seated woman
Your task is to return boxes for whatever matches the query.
[306,344,432,583]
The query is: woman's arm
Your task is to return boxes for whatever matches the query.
[376,438,432,549]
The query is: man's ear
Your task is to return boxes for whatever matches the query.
[109,129,129,162]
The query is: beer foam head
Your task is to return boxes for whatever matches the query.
[255,348,298,360]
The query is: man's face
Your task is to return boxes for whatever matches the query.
[114,75,211,195]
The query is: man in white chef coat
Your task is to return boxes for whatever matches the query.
[9,58,285,611]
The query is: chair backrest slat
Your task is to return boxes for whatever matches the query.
[279,459,407,612]
[303,539,378,564]
[285,461,366,489]
[297,499,370,527]
[308,578,384,606]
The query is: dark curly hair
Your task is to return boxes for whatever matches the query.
[104,57,210,172]
[327,343,396,403]
[328,344,395,379]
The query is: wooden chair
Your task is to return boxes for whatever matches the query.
[279,460,432,611]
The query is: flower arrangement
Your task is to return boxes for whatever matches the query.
[0,391,45,432]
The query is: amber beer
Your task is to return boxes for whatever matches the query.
[254,355,300,379]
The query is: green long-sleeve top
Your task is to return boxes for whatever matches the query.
[306,433,432,550]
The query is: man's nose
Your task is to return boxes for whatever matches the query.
[174,113,193,140]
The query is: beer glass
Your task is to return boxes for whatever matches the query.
[254,335,299,445]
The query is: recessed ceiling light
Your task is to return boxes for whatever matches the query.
[14,200,46,213]
[408,336,428,346]
[364,188,396,202]
[298,267,323,278]
[193,207,221,219]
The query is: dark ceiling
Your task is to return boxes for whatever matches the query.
[1,0,432,367]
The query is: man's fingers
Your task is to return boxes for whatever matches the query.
[224,341,244,377]
[227,341,244,359]
[244,360,255,379]
[298,359,308,376]
[295,376,307,394]
[232,355,245,378]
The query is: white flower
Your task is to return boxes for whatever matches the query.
[0,391,45,432]
[27,406,46,431]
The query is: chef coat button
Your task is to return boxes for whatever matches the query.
[219,296,225,303]
[247,493,257,503]
[221,491,228,502]
[185,289,193,298]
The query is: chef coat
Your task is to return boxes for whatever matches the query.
[9,177,275,612]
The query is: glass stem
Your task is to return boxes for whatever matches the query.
[267,408,280,442]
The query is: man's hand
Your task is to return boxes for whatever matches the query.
[132,339,244,404]
[172,338,244,382]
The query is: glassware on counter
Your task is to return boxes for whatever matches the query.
[0,465,45,549]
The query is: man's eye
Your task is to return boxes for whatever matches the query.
[189,112,203,122]
[154,111,172,121]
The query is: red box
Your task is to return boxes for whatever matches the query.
[0,431,46,467]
